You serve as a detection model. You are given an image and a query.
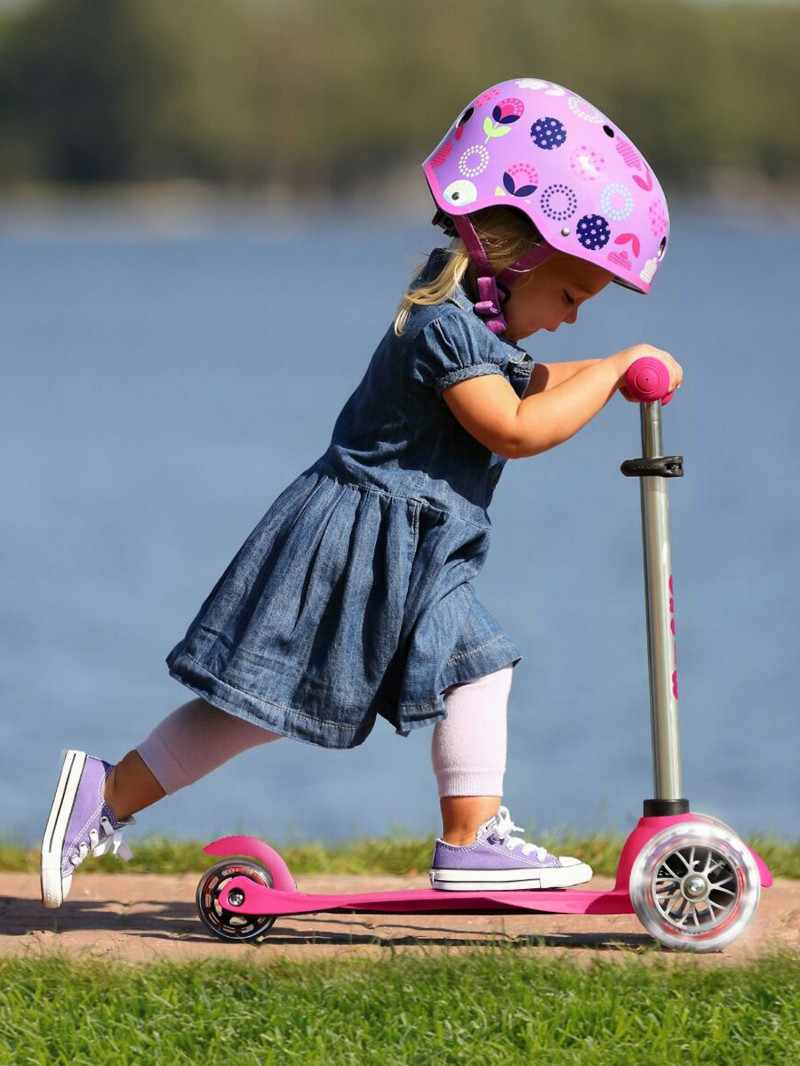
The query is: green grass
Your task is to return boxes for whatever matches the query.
[0,950,797,1065]
[2,829,798,879]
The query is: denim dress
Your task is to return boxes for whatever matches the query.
[165,247,535,749]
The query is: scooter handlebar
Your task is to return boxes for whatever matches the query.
[624,356,674,406]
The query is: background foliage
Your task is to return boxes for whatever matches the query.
[0,0,798,193]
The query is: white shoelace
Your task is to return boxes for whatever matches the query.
[69,816,133,867]
[490,806,549,862]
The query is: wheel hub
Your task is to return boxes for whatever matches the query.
[652,843,740,933]
[682,873,707,900]
[196,858,276,943]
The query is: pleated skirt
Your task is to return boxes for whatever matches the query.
[165,461,522,748]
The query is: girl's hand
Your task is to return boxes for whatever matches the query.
[610,344,683,402]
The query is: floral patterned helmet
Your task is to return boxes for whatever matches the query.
[422,77,670,333]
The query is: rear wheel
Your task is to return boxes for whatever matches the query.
[196,856,276,943]
[630,821,760,953]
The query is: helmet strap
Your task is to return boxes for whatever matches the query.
[451,215,506,334]
[450,215,555,335]
[497,242,556,290]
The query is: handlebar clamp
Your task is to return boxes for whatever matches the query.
[621,456,684,479]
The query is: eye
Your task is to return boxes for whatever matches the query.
[563,291,575,306]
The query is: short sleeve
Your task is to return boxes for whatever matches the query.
[410,309,506,398]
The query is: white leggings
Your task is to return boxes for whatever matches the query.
[137,664,512,799]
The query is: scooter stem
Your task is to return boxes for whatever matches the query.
[637,401,686,808]
[621,356,689,814]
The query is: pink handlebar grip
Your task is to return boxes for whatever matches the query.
[624,357,673,405]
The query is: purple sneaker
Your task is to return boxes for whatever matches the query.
[41,749,135,909]
[429,806,592,891]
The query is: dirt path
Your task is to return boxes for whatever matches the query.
[2,873,798,966]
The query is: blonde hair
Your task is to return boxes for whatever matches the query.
[393,206,545,336]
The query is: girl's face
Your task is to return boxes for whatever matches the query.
[501,253,615,342]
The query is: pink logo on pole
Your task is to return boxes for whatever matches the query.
[669,574,678,701]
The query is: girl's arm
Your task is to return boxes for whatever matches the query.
[522,359,601,398]
[442,344,681,460]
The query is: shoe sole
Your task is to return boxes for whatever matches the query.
[40,749,86,909]
[429,861,593,891]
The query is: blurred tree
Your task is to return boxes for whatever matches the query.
[0,0,796,193]
[1,0,162,181]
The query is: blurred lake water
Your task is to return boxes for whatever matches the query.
[2,194,798,848]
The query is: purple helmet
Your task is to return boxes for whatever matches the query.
[422,77,670,333]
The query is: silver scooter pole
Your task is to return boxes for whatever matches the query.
[621,360,689,816]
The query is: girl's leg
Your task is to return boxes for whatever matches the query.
[104,697,282,819]
[429,664,593,891]
[42,698,281,909]
[431,664,512,845]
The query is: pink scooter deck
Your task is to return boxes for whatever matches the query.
[203,814,772,921]
[204,834,634,918]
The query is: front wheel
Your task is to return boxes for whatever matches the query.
[630,821,761,953]
[196,856,277,943]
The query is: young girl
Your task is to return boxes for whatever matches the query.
[41,77,682,907]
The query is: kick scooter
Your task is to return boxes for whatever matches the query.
[195,356,772,953]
